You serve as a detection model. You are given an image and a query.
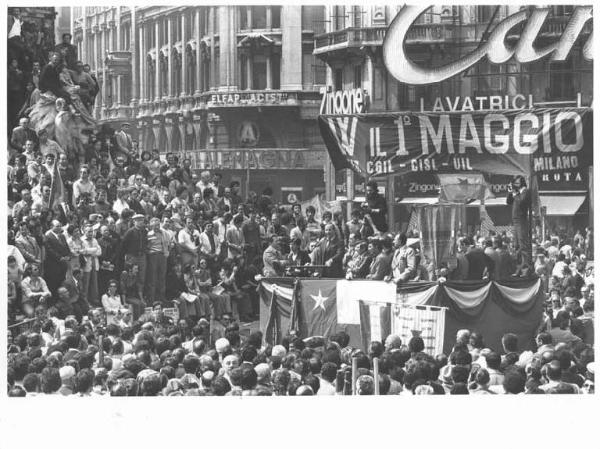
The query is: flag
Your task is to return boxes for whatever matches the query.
[258,278,296,345]
[437,173,493,204]
[48,160,65,210]
[297,280,337,339]
[359,301,392,350]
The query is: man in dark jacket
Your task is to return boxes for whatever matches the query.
[39,51,71,101]
[506,176,532,275]
[43,219,71,298]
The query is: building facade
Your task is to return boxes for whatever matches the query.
[313,5,593,234]
[68,5,328,202]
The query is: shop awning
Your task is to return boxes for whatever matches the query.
[467,198,509,207]
[398,197,439,205]
[540,195,586,216]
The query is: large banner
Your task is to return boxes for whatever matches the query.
[318,108,592,191]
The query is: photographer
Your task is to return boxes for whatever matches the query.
[72,165,96,209]
[362,181,388,234]
[506,175,532,276]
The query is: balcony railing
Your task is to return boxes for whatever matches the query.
[314,27,387,54]
[314,15,592,54]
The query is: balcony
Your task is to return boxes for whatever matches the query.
[506,15,593,41]
[314,27,387,56]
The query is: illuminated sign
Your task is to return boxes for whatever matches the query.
[320,88,367,115]
[422,94,531,112]
[383,5,593,85]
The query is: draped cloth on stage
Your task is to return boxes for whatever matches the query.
[259,277,544,353]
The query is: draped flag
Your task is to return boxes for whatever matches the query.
[359,301,392,350]
[297,280,338,338]
[260,277,543,352]
[437,173,493,204]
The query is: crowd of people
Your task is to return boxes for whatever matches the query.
[6,317,595,396]
[6,18,595,397]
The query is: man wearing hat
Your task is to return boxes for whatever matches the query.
[121,214,148,301]
[115,122,134,161]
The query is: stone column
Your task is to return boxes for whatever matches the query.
[155,20,161,100]
[81,8,87,62]
[101,24,107,117]
[209,7,216,90]
[181,13,188,97]
[195,9,202,95]
[130,7,138,106]
[281,5,302,90]
[218,6,237,91]
[246,54,252,89]
[167,15,173,98]
[139,22,145,103]
[266,50,272,90]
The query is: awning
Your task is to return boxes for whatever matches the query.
[540,195,586,216]
[398,197,439,205]
[467,198,509,207]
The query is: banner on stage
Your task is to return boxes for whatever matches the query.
[392,304,446,356]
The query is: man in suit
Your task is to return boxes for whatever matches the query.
[10,117,38,154]
[464,236,495,280]
[44,219,71,298]
[506,175,532,275]
[115,122,134,161]
[54,33,78,71]
[39,51,71,102]
[314,224,345,278]
[366,238,392,280]
[387,233,417,284]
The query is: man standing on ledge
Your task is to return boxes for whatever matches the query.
[506,175,531,276]
[362,181,388,235]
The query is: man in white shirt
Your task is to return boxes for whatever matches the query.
[178,217,201,266]
[317,362,337,395]
[72,165,96,208]
[195,170,215,197]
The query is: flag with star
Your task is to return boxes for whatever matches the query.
[437,173,493,204]
[297,280,338,339]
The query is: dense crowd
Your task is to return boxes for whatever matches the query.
[6,20,595,397]
[7,316,595,396]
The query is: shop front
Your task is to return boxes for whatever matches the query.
[186,148,326,205]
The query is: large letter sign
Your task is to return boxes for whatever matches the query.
[383,6,593,85]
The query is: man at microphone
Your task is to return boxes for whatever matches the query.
[506,175,532,277]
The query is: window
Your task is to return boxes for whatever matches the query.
[354,65,362,89]
[271,54,280,89]
[334,69,343,91]
[240,6,247,29]
[352,6,362,27]
[271,6,281,28]
[332,6,346,31]
[252,6,267,29]
[477,6,494,23]
[552,5,574,17]
[252,56,267,90]
[548,58,574,101]
[240,54,248,90]
[314,59,326,86]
